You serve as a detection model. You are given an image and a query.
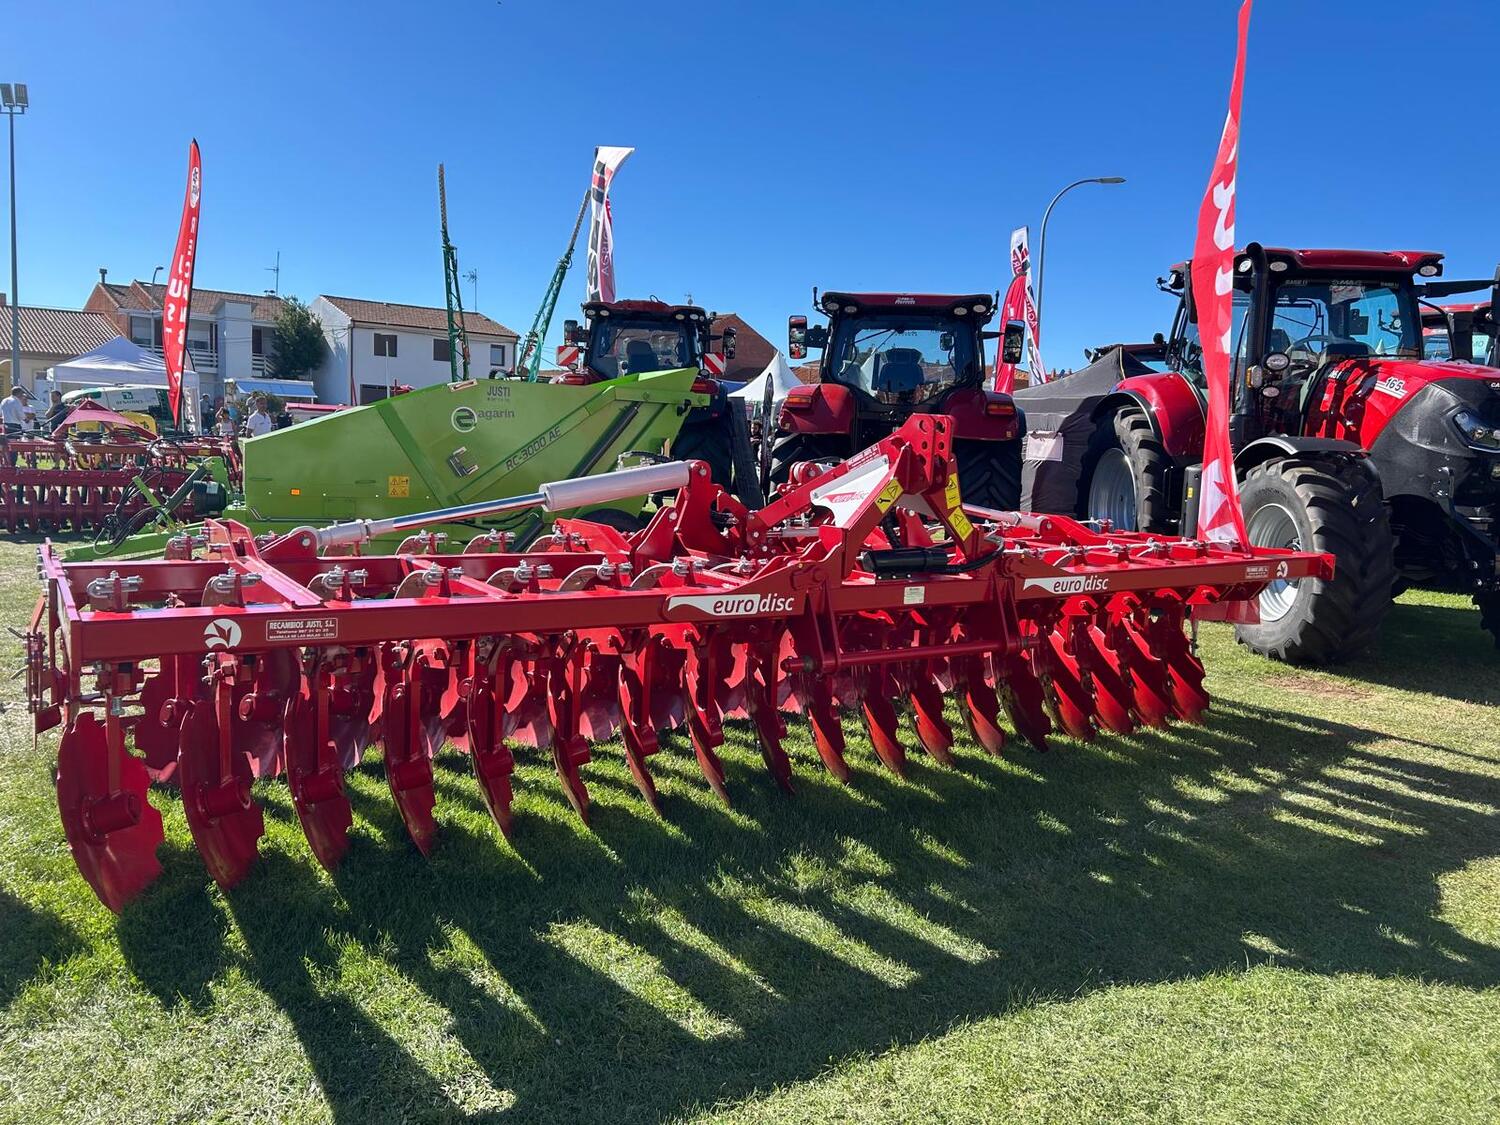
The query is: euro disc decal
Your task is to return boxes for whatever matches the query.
[1022,575,1112,594]
[665,592,803,620]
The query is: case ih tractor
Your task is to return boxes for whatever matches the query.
[557,298,762,504]
[1017,244,1500,660]
[1421,298,1496,366]
[776,290,1025,509]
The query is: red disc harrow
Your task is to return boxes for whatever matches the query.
[0,402,238,534]
[25,415,1331,911]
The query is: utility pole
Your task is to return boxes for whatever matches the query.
[1,83,28,392]
[265,250,281,295]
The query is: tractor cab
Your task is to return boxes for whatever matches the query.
[1421,299,1497,366]
[776,291,1024,509]
[558,300,736,384]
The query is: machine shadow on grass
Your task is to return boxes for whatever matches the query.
[0,886,81,1009]
[1341,594,1500,704]
[107,693,1500,1125]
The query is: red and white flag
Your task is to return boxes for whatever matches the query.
[1012,227,1047,385]
[992,272,1027,393]
[586,146,633,303]
[1192,0,1252,546]
[162,139,202,427]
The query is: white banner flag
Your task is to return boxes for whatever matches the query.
[1009,226,1047,384]
[586,146,634,303]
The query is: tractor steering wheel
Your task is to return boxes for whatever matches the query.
[1289,334,1347,355]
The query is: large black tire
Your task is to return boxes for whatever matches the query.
[954,438,1022,511]
[1081,406,1173,532]
[1233,456,1397,664]
[1477,591,1500,651]
[768,432,848,486]
[671,421,733,492]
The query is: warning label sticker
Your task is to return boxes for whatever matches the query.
[266,617,340,643]
[903,586,926,605]
[875,480,902,512]
[388,475,410,498]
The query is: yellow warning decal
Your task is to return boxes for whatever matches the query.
[388,475,410,498]
[944,475,974,539]
[875,479,903,512]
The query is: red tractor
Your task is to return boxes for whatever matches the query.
[557,298,762,504]
[1017,244,1500,660]
[775,290,1025,509]
[1421,297,1496,367]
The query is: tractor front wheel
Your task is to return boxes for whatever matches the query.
[1234,456,1396,664]
[1083,406,1172,531]
[954,438,1022,512]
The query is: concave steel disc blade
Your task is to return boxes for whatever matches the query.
[55,712,164,912]
[381,656,438,857]
[1078,620,1137,736]
[1039,624,1096,742]
[908,670,956,766]
[284,668,354,872]
[464,662,516,836]
[135,657,199,783]
[177,698,264,890]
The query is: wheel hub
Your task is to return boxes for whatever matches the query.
[1246,502,1303,622]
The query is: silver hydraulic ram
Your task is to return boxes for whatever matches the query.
[309,460,692,551]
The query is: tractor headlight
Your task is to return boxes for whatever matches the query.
[1453,409,1500,451]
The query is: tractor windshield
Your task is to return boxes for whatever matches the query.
[587,316,699,380]
[825,315,980,405]
[1266,277,1422,363]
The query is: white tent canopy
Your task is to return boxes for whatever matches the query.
[46,337,201,402]
[729,351,800,416]
[46,336,201,428]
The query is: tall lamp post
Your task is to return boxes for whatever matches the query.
[1,83,27,393]
[1035,175,1124,323]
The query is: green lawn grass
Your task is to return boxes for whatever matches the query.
[1,536,1496,1124]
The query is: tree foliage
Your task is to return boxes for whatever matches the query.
[269,297,326,380]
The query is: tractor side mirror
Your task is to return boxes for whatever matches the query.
[788,315,808,360]
[939,331,955,352]
[1153,332,1166,346]
[1001,322,1025,365]
[563,319,584,345]
[722,326,737,360]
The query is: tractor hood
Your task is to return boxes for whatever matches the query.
[1307,356,1500,449]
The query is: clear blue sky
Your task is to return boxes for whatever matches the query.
[8,0,1498,370]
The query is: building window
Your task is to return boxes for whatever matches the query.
[129,315,154,346]
[374,333,398,357]
[433,337,451,362]
[490,343,507,367]
[359,384,389,404]
[251,327,265,356]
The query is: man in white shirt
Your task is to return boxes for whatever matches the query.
[244,397,273,438]
[0,385,28,436]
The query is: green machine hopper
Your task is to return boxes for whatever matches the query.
[70,367,705,558]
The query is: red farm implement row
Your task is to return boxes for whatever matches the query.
[0,405,238,535]
[26,416,1330,912]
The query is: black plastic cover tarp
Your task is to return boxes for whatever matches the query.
[1012,346,1156,515]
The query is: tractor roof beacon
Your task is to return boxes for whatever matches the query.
[1017,243,1500,660]
[776,290,1027,511]
[557,299,763,507]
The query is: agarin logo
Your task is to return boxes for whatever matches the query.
[204,618,241,649]
[451,406,478,433]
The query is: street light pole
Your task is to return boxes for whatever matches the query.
[1,84,27,393]
[1035,175,1125,324]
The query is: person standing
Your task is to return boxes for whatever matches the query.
[244,396,274,438]
[46,389,68,432]
[0,386,28,437]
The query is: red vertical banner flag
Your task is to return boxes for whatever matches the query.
[1191,1,1251,546]
[1012,226,1047,385]
[162,140,202,427]
[992,271,1027,393]
[586,146,633,304]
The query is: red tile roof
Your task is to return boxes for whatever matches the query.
[321,295,517,338]
[96,280,287,322]
[793,363,821,384]
[0,306,118,357]
[709,313,778,380]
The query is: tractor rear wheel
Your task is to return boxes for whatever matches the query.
[671,422,733,492]
[1234,456,1396,664]
[1083,406,1172,531]
[1477,591,1500,651]
[954,438,1022,511]
[768,433,848,486]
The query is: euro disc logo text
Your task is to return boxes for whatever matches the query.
[1021,575,1111,595]
[665,592,797,619]
[204,618,242,649]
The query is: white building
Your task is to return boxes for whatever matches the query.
[308,296,520,405]
[84,272,282,397]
